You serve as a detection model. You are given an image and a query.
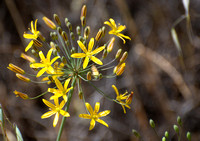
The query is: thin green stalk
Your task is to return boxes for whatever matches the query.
[56,76,76,141]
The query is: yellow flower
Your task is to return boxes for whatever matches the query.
[30,48,60,77]
[104,18,131,44]
[79,102,110,130]
[23,19,40,52]
[41,99,70,127]
[71,38,105,69]
[48,78,73,102]
[112,85,130,114]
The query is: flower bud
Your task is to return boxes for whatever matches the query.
[55,44,60,52]
[132,129,140,138]
[61,56,67,64]
[95,29,103,41]
[81,16,86,27]
[31,44,39,52]
[67,22,72,31]
[38,32,46,41]
[126,91,133,105]
[31,49,38,57]
[115,49,122,59]
[91,65,99,79]
[7,63,25,74]
[76,26,81,36]
[84,26,90,39]
[186,132,191,141]
[116,63,126,76]
[50,41,56,49]
[80,5,87,19]
[20,53,35,63]
[177,116,182,126]
[87,71,92,80]
[120,51,128,63]
[162,137,166,141]
[101,26,106,37]
[173,125,179,134]
[70,32,75,40]
[149,119,155,128]
[33,39,43,47]
[16,73,30,82]
[43,16,56,30]
[79,91,83,99]
[65,18,69,24]
[53,14,61,26]
[57,27,62,35]
[102,49,107,59]
[61,31,68,41]
[107,37,115,53]
[165,131,169,138]
[14,90,29,99]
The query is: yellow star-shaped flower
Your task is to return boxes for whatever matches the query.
[30,48,60,77]
[71,38,105,69]
[41,98,70,127]
[79,102,110,130]
[112,85,131,114]
[104,18,131,44]
[23,19,40,52]
[48,78,73,102]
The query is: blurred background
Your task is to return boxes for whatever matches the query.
[1,0,200,140]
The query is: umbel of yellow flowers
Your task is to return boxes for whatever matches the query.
[8,4,133,131]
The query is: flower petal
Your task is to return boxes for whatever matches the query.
[90,56,103,65]
[39,51,46,61]
[96,119,109,127]
[64,78,71,90]
[34,19,38,32]
[53,112,59,127]
[98,110,111,117]
[71,53,86,58]
[47,48,53,62]
[42,99,55,109]
[83,56,89,69]
[79,114,91,119]
[112,85,119,96]
[94,102,100,113]
[25,40,34,52]
[89,119,96,130]
[109,18,117,28]
[41,111,56,119]
[90,46,105,55]
[37,68,47,77]
[77,40,87,53]
[116,25,126,32]
[60,110,70,117]
[85,102,93,115]
[23,33,35,39]
[30,63,45,68]
[55,79,64,92]
[88,38,94,52]
[50,56,60,65]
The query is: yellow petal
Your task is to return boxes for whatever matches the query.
[83,56,89,69]
[23,33,35,39]
[89,119,96,130]
[88,38,94,52]
[91,46,105,55]
[64,78,71,90]
[36,68,47,77]
[60,110,70,117]
[90,56,103,65]
[71,53,86,58]
[118,33,131,40]
[85,102,93,114]
[54,98,59,107]
[77,40,87,53]
[109,18,117,28]
[98,110,111,117]
[55,79,64,92]
[30,63,45,68]
[31,21,34,33]
[25,40,34,52]
[41,111,56,119]
[39,51,46,61]
[104,21,113,28]
[112,85,119,96]
[42,99,55,109]
[94,102,100,113]
[62,95,68,102]
[116,25,126,32]
[79,114,91,119]
[48,88,57,94]
[53,112,59,127]
[34,19,38,32]
[47,48,53,62]
[96,119,109,127]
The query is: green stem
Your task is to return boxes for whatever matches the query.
[56,76,76,141]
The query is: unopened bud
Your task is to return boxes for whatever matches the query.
[177,116,182,126]
[162,137,166,141]
[16,73,30,82]
[186,132,191,141]
[116,63,126,76]
[57,27,62,35]
[55,44,60,52]
[132,129,140,138]
[149,119,155,128]
[84,26,90,39]
[50,32,58,40]
[53,14,61,26]
[50,41,56,49]
[107,37,115,53]
[173,125,179,134]
[43,17,56,30]
[65,18,69,24]
[31,49,38,57]
[33,39,43,47]
[102,49,107,59]
[7,63,25,74]
[21,53,35,63]
[91,65,99,78]
[31,44,39,52]
[62,31,68,41]
[48,75,54,83]
[126,91,133,105]
[80,5,87,19]
[79,91,83,99]
[115,49,122,59]
[101,26,106,37]
[120,51,128,63]
[38,32,46,41]
[14,90,29,99]
[76,26,81,36]
[87,71,92,80]
[61,56,67,64]
[95,29,103,41]
[81,16,86,27]
[70,32,75,40]
[71,47,75,54]
[67,22,72,31]
[165,131,169,138]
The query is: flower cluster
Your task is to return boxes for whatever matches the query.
[8,5,133,130]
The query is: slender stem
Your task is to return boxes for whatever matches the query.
[56,76,76,141]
